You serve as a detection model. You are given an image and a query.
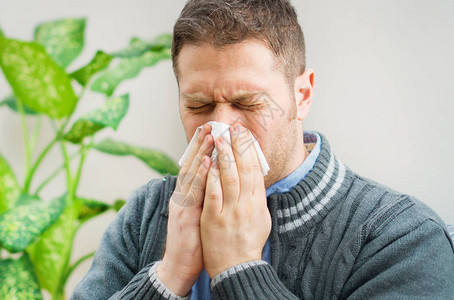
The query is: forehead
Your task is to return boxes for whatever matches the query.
[177,40,282,96]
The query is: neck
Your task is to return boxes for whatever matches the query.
[264,130,309,189]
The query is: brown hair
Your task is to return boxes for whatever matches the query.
[172,0,306,88]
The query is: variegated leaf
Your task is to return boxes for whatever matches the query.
[90,48,171,96]
[27,199,81,294]
[0,94,38,115]
[34,18,86,68]
[93,138,179,175]
[70,50,113,86]
[112,33,172,57]
[0,38,78,119]
[77,197,110,223]
[0,153,20,215]
[63,94,129,144]
[0,193,67,253]
[0,253,43,299]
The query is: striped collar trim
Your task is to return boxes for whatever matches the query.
[267,133,353,235]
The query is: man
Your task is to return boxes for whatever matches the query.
[71,0,454,299]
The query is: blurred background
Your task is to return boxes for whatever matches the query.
[0,0,453,297]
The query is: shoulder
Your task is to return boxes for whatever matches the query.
[120,175,178,223]
[343,173,453,252]
[333,175,454,299]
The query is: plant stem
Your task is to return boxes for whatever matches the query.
[24,116,72,193]
[30,114,42,151]
[62,251,96,288]
[16,98,32,183]
[61,140,73,198]
[33,151,79,196]
[51,288,66,300]
[78,84,88,101]
[72,136,94,196]
[72,143,86,196]
[48,119,75,300]
[50,119,73,199]
[24,136,58,193]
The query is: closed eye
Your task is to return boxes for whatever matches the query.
[235,103,262,110]
[186,103,262,111]
[187,104,210,110]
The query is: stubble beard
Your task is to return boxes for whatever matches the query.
[263,106,299,190]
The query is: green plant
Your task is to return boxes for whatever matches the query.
[0,18,179,299]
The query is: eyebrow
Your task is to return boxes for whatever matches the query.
[182,90,271,104]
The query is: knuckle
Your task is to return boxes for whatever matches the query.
[233,207,245,219]
[223,175,238,186]
[207,191,221,201]
[244,163,261,174]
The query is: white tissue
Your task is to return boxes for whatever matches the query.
[178,121,270,176]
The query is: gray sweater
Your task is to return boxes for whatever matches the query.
[71,134,454,299]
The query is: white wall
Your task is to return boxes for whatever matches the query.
[0,0,452,297]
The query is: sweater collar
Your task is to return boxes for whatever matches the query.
[267,132,354,238]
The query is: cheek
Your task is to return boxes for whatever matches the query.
[253,116,290,158]
[244,124,273,157]
[181,113,211,142]
[181,116,199,141]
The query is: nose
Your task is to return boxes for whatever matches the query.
[211,103,242,126]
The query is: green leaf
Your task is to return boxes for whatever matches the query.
[112,33,172,57]
[77,197,110,223]
[70,50,113,86]
[90,48,171,96]
[0,154,20,215]
[113,199,126,212]
[0,94,38,115]
[63,93,129,144]
[26,199,81,295]
[93,138,179,175]
[34,18,86,68]
[0,253,43,300]
[0,38,78,119]
[0,193,67,253]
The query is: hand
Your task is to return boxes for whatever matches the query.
[200,124,272,278]
[157,124,214,296]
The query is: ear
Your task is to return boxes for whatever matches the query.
[293,68,315,121]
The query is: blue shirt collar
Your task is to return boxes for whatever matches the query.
[266,131,321,197]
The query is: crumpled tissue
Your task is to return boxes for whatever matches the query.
[178,121,270,176]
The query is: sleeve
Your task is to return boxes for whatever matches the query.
[341,218,454,299]
[70,179,187,300]
[210,260,298,299]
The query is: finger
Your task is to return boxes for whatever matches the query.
[180,124,212,174]
[180,124,212,185]
[230,124,262,197]
[215,135,240,210]
[185,155,212,207]
[203,162,223,215]
[184,134,214,187]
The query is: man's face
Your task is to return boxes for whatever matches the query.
[177,40,301,188]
